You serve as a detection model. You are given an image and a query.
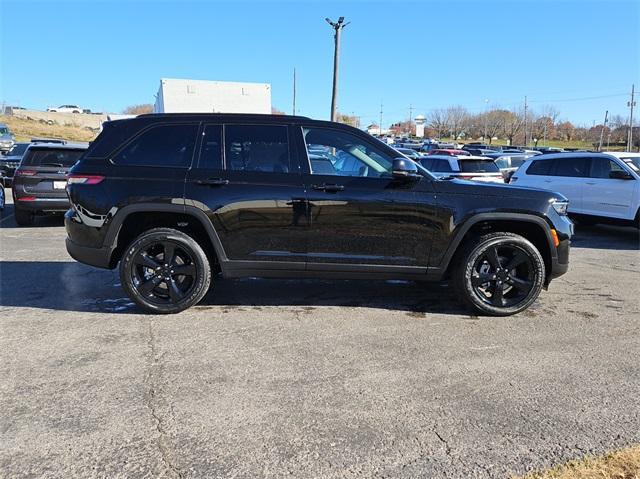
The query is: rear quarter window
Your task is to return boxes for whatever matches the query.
[112,124,199,168]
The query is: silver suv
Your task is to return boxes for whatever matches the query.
[0,123,15,154]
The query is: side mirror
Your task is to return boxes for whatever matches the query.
[609,169,633,180]
[392,158,419,180]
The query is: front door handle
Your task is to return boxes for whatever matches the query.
[585,181,596,185]
[197,177,229,186]
[312,183,344,192]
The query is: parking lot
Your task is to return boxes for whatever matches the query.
[0,191,639,478]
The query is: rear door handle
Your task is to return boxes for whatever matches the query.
[312,183,344,192]
[197,177,229,186]
[585,181,596,185]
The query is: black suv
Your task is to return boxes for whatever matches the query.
[13,142,88,225]
[65,114,572,315]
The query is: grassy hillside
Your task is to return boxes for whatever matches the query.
[0,115,97,143]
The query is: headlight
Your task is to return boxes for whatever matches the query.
[551,200,569,216]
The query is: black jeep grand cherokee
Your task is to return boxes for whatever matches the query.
[65,114,571,315]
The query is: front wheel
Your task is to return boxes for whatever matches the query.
[453,232,545,316]
[120,228,211,314]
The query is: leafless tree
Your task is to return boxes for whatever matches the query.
[122,104,153,115]
[447,106,470,140]
[428,108,449,139]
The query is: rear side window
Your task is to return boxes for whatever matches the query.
[113,124,198,167]
[23,148,85,167]
[554,157,589,177]
[225,125,290,173]
[459,160,500,173]
[527,159,554,175]
[198,124,222,169]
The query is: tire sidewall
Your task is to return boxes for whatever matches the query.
[120,229,211,314]
[461,235,545,316]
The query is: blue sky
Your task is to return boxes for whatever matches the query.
[1,0,638,127]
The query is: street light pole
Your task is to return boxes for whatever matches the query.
[326,17,349,122]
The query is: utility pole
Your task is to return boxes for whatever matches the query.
[483,98,489,141]
[326,17,349,122]
[598,110,608,152]
[379,101,383,137]
[292,68,296,116]
[523,96,528,147]
[408,104,413,136]
[628,84,636,151]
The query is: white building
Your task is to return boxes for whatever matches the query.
[154,78,272,114]
[414,115,426,138]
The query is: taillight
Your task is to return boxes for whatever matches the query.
[67,174,105,185]
[15,169,37,176]
[17,196,37,201]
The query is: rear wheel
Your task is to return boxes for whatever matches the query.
[120,228,211,314]
[453,232,545,316]
[14,207,34,226]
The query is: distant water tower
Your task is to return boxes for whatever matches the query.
[414,114,426,138]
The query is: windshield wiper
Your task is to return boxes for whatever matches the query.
[40,162,65,167]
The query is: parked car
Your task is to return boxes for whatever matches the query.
[64,114,571,316]
[394,147,423,160]
[427,149,471,156]
[46,105,83,113]
[418,154,505,183]
[511,152,639,228]
[533,147,564,155]
[0,178,5,212]
[482,152,537,181]
[12,142,88,226]
[0,142,30,185]
[0,123,15,154]
[420,143,442,153]
[603,151,640,172]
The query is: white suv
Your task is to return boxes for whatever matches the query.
[511,152,640,228]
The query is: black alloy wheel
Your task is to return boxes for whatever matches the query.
[120,228,211,314]
[454,232,545,316]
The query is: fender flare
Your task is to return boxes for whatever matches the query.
[436,212,557,272]
[104,203,228,267]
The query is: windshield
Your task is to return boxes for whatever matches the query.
[23,148,85,167]
[459,160,500,173]
[7,143,28,157]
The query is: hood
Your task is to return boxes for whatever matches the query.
[433,178,568,202]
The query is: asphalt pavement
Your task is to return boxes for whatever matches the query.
[1,193,639,478]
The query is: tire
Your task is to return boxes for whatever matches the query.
[120,228,211,314]
[14,207,34,226]
[453,232,545,316]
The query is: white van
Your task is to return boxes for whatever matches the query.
[511,152,639,228]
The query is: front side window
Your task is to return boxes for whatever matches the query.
[589,157,625,179]
[113,124,198,167]
[304,127,393,177]
[225,125,290,173]
[554,157,589,177]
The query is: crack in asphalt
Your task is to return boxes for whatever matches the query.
[144,319,184,479]
[432,426,452,457]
